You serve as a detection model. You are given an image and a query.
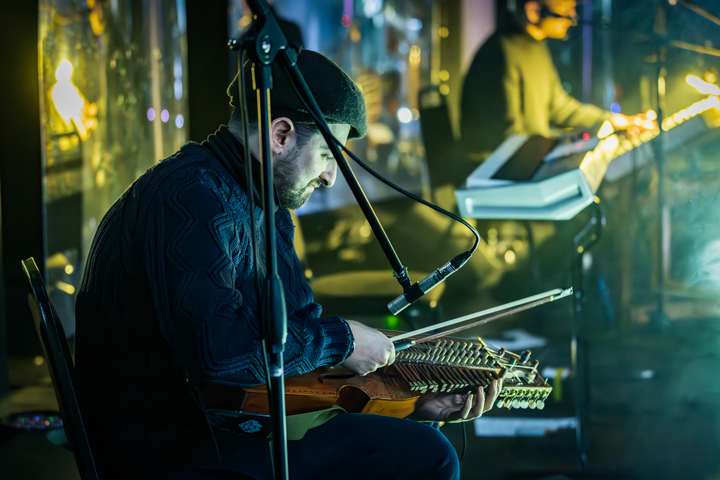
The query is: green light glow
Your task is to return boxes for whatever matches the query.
[385,315,400,330]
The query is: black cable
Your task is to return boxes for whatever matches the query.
[336,141,480,254]
[461,422,467,461]
[281,63,481,256]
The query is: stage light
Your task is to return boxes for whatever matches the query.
[439,70,450,82]
[646,109,657,121]
[686,75,720,96]
[601,135,619,153]
[363,0,382,17]
[406,18,423,31]
[504,250,516,264]
[175,114,184,128]
[409,45,421,67]
[65,265,74,274]
[161,109,170,123]
[439,84,450,95]
[705,72,717,84]
[397,107,413,123]
[56,281,76,295]
[51,60,88,140]
[597,120,614,139]
[147,108,156,121]
[438,26,449,38]
[174,79,183,100]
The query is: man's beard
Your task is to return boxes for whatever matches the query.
[274,146,320,210]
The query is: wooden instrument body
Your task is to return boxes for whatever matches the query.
[203,333,553,418]
[205,366,419,418]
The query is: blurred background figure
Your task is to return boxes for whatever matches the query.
[460,0,652,170]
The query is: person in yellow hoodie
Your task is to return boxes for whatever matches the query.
[460,0,642,165]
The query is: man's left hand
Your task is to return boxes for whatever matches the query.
[408,379,503,423]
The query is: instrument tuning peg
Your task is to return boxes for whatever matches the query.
[520,350,531,362]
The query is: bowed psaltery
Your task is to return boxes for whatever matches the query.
[204,288,572,418]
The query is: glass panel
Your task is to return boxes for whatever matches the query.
[38,0,190,335]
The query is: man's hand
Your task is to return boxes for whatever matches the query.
[408,379,503,423]
[341,320,395,376]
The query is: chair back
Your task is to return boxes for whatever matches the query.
[21,257,100,480]
[418,85,457,187]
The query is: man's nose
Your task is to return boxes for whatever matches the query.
[319,162,337,187]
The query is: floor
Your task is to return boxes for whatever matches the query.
[3,194,720,479]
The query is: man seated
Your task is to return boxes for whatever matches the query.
[460,0,647,166]
[75,50,501,480]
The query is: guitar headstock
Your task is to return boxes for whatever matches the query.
[389,336,552,410]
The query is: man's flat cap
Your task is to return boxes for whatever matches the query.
[228,50,367,139]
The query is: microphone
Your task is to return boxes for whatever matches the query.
[387,251,473,315]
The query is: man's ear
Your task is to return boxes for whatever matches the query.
[270,117,296,156]
[525,1,542,24]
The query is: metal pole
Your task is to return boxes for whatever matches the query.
[254,63,289,480]
[651,0,667,323]
[572,201,605,470]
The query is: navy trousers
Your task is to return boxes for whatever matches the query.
[164,413,460,480]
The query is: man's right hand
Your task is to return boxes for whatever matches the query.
[341,320,395,376]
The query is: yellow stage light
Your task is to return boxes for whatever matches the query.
[686,75,720,96]
[504,250,516,264]
[56,281,76,295]
[51,60,88,140]
[646,110,657,121]
[597,120,614,139]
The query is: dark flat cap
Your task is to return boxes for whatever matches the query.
[228,50,367,139]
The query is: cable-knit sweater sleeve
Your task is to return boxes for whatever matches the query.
[140,160,353,387]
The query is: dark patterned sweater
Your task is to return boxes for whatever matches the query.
[75,130,353,478]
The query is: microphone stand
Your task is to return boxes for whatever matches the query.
[231,3,291,478]
[230,1,415,477]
